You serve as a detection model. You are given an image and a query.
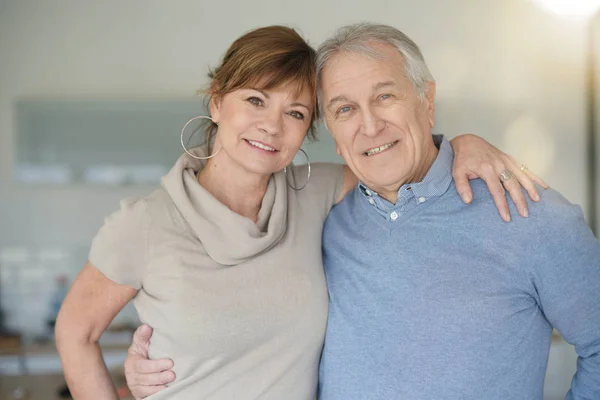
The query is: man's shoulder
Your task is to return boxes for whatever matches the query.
[537,187,578,209]
[468,179,584,226]
[532,187,586,227]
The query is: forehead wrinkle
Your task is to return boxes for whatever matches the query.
[325,69,393,110]
[324,64,377,97]
[373,80,396,92]
[324,51,410,105]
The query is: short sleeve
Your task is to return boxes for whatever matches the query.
[88,198,150,289]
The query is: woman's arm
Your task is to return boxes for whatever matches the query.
[55,261,137,399]
[450,134,547,221]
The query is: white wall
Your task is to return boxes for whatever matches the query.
[0,0,593,242]
[0,0,594,398]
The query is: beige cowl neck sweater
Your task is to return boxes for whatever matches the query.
[89,150,344,399]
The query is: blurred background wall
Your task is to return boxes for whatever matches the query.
[0,0,598,399]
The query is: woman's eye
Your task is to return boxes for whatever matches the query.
[379,94,392,100]
[289,111,305,120]
[247,97,263,106]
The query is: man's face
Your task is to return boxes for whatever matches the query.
[321,42,437,199]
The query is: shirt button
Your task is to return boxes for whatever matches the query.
[418,196,426,203]
[365,189,372,196]
[368,198,375,205]
[390,211,398,221]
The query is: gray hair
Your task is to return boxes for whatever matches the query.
[316,23,434,115]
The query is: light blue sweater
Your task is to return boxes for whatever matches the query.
[318,139,600,399]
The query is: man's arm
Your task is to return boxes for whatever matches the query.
[529,190,600,399]
[124,324,175,399]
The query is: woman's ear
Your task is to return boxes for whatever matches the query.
[209,92,222,123]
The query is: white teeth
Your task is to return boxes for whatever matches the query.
[247,140,276,152]
[365,141,397,156]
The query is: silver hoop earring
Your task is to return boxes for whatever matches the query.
[180,115,220,160]
[284,149,311,190]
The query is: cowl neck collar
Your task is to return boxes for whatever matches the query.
[161,150,288,266]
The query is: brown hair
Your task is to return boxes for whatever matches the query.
[195,25,318,154]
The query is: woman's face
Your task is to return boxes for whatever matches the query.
[210,81,313,177]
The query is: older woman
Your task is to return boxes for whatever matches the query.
[55,25,544,400]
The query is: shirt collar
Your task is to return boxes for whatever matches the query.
[358,136,454,208]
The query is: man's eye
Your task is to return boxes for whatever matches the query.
[289,111,305,120]
[247,97,263,106]
[337,106,352,115]
[379,94,392,100]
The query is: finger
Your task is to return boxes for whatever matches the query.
[509,167,540,203]
[130,370,176,386]
[131,384,169,399]
[128,324,153,357]
[524,168,548,190]
[510,156,548,190]
[503,156,542,201]
[502,178,528,218]
[129,357,174,375]
[133,324,153,346]
[452,168,473,204]
[480,169,510,222]
[497,157,531,217]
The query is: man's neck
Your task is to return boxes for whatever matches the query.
[377,144,439,204]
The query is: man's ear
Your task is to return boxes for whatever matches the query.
[424,81,436,128]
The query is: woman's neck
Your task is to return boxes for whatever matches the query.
[197,157,271,223]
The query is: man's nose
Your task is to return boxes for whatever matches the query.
[360,107,385,137]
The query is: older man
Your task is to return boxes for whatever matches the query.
[316,23,600,399]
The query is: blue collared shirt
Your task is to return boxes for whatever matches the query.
[318,134,600,399]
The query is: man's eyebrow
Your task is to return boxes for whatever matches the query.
[327,95,349,111]
[373,80,396,91]
[326,81,397,110]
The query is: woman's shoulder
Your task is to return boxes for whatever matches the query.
[100,186,187,237]
[143,187,194,234]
